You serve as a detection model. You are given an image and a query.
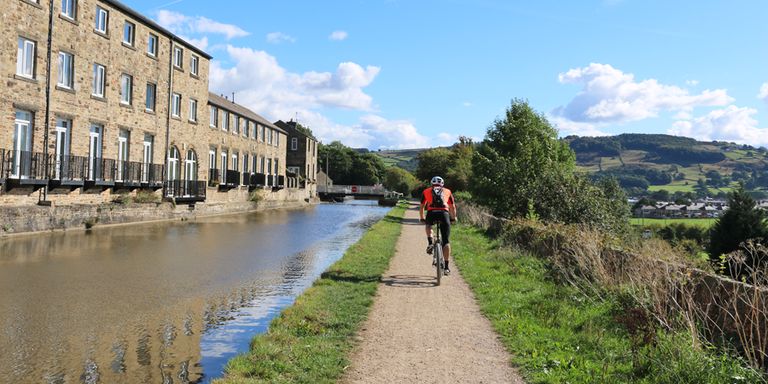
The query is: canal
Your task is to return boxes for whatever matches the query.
[0,201,390,383]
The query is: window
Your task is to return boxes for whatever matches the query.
[123,21,135,46]
[12,110,33,178]
[209,106,217,127]
[53,118,71,180]
[147,33,158,57]
[268,129,273,145]
[145,83,156,111]
[190,55,199,76]
[171,93,181,117]
[173,46,183,68]
[276,132,280,146]
[95,6,108,34]
[189,99,197,122]
[185,150,198,182]
[291,137,298,151]
[209,148,216,178]
[116,129,130,181]
[232,152,239,171]
[92,63,105,97]
[57,51,74,88]
[61,0,76,20]
[233,115,239,134]
[244,120,250,138]
[16,37,35,79]
[120,74,132,105]
[221,110,229,131]
[259,124,265,142]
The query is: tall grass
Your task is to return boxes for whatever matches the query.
[459,204,768,380]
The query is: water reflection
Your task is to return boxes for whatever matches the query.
[0,200,389,383]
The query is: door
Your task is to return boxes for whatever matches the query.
[142,134,153,183]
[88,124,103,180]
[184,150,197,196]
[12,110,33,178]
[117,130,129,181]
[54,119,71,180]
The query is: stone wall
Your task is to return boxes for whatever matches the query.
[0,195,314,236]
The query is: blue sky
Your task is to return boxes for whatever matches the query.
[122,0,768,149]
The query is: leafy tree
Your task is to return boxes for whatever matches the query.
[708,185,768,262]
[470,99,575,218]
[318,141,384,185]
[383,167,418,194]
[415,148,453,183]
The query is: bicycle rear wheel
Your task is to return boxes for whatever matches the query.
[434,238,443,285]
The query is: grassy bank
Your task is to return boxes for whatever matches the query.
[452,224,764,384]
[213,204,406,384]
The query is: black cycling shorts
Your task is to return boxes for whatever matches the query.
[425,210,451,246]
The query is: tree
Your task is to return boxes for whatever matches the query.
[471,99,575,218]
[415,148,453,182]
[383,167,418,194]
[708,185,768,262]
[414,137,474,192]
[318,141,385,185]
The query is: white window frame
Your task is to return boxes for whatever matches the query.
[95,6,108,34]
[145,82,156,111]
[147,33,158,57]
[173,46,183,68]
[16,37,36,79]
[57,51,74,88]
[233,115,239,134]
[61,0,76,20]
[92,63,105,97]
[190,55,199,76]
[123,21,135,46]
[291,137,298,151]
[189,99,197,122]
[221,110,229,131]
[171,93,181,117]
[209,106,217,127]
[120,73,132,105]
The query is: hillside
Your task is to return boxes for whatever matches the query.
[372,148,424,172]
[566,134,768,197]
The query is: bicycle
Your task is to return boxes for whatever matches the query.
[431,220,445,286]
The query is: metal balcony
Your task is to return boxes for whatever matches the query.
[48,154,87,190]
[164,180,207,202]
[4,150,49,190]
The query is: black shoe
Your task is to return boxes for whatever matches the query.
[444,267,451,275]
[426,244,434,255]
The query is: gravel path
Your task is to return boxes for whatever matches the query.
[341,203,524,384]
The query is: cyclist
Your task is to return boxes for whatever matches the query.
[419,176,457,275]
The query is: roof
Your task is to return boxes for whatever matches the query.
[274,120,317,141]
[104,0,212,60]
[208,93,285,133]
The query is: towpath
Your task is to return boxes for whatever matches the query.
[341,203,524,383]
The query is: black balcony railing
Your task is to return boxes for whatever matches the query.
[208,169,220,187]
[165,180,206,201]
[221,170,241,189]
[4,150,48,188]
[115,160,145,188]
[278,175,285,187]
[142,163,164,187]
[48,154,88,188]
[0,149,6,183]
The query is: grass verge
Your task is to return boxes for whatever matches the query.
[452,224,765,384]
[212,204,405,384]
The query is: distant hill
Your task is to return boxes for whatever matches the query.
[565,134,768,196]
[372,148,426,172]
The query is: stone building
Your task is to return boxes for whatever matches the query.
[205,93,287,203]
[1,0,210,206]
[274,119,318,195]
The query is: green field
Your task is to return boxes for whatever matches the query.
[630,217,717,228]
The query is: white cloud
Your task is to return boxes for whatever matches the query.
[358,115,430,149]
[668,105,768,146]
[156,10,248,40]
[686,79,699,86]
[759,82,768,103]
[462,102,473,107]
[553,63,733,124]
[266,32,296,44]
[549,116,611,137]
[329,31,348,41]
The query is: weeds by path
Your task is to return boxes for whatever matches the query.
[453,225,765,384]
[213,205,405,384]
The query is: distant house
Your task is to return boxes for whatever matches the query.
[274,120,318,186]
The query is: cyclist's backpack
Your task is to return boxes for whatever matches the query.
[430,187,446,209]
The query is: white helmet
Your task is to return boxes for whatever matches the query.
[430,176,444,186]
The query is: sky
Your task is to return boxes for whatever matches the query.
[121,0,768,150]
